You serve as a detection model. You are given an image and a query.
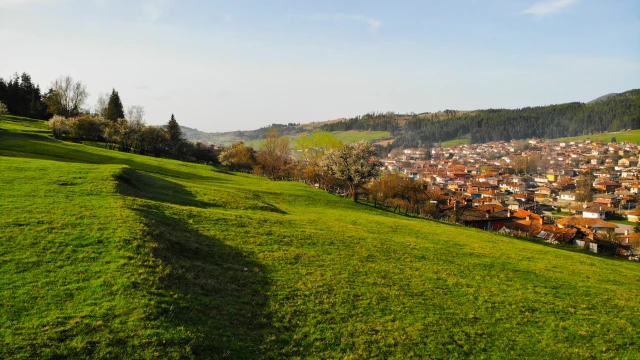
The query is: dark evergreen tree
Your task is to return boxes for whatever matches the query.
[166,114,186,159]
[106,89,125,121]
[0,72,49,119]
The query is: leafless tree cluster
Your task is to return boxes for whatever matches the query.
[366,172,439,217]
[44,76,89,117]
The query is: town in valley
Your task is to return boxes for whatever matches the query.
[376,136,640,258]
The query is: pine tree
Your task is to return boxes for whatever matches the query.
[166,114,185,159]
[106,89,125,121]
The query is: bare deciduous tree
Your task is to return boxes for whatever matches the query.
[45,76,89,117]
[256,129,291,179]
[127,105,145,122]
[95,93,109,118]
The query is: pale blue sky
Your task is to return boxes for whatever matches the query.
[1,0,638,131]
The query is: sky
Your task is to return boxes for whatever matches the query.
[0,0,639,132]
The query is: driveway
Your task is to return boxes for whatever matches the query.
[614,223,634,235]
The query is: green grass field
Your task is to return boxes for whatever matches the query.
[441,138,470,147]
[1,115,640,358]
[554,129,640,144]
[243,130,391,149]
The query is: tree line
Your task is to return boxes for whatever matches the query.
[0,71,216,165]
[49,111,217,164]
[217,129,440,212]
[0,73,50,119]
[319,111,401,134]
[219,131,380,201]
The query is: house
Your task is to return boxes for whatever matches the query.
[457,207,510,231]
[621,168,638,178]
[593,193,619,208]
[556,217,619,253]
[534,187,552,197]
[594,181,621,193]
[440,204,510,231]
[535,225,578,245]
[501,181,526,193]
[570,204,616,219]
[616,233,640,257]
[556,217,618,234]
[533,175,549,184]
[503,209,544,234]
[618,158,638,167]
[506,197,523,211]
[559,192,577,202]
[626,210,640,223]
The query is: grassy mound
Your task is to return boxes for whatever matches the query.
[1,115,639,358]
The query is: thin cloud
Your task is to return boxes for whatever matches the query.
[142,0,174,22]
[308,13,382,32]
[523,0,578,16]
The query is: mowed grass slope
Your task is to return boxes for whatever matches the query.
[1,115,640,358]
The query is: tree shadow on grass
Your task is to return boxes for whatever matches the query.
[134,204,273,358]
[115,168,219,209]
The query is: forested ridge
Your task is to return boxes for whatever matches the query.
[320,90,640,148]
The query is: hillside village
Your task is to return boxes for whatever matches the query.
[380,138,640,259]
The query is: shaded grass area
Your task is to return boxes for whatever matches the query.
[129,202,272,358]
[2,115,640,358]
[114,167,220,209]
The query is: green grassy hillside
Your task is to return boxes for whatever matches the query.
[441,137,470,147]
[553,129,640,144]
[1,115,640,358]
[243,130,391,148]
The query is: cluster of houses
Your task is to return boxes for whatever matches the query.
[381,138,640,260]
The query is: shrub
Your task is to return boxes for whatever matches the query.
[69,115,107,141]
[219,142,256,172]
[48,115,72,139]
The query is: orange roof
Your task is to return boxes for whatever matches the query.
[556,217,618,229]
[513,210,542,221]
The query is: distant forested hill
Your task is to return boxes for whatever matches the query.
[319,90,640,149]
[184,89,640,149]
[180,122,306,144]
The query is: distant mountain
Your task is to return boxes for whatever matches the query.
[179,126,223,143]
[180,123,308,145]
[588,93,619,104]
